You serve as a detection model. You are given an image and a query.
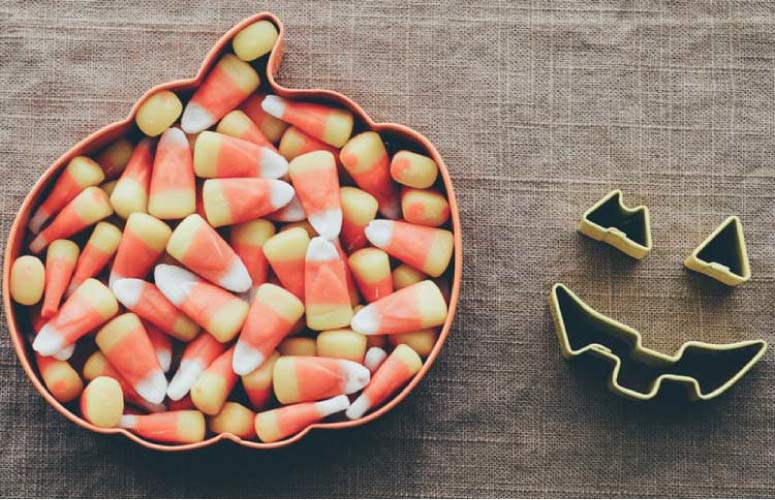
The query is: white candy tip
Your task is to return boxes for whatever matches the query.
[166,360,202,401]
[32,325,64,356]
[181,103,215,134]
[154,264,197,306]
[261,95,286,118]
[28,211,48,234]
[111,278,144,308]
[135,370,168,405]
[268,195,306,222]
[162,126,188,145]
[53,344,75,361]
[269,180,295,209]
[261,148,289,179]
[364,220,394,249]
[157,351,172,373]
[118,414,137,429]
[345,395,371,420]
[350,304,380,335]
[232,341,265,376]
[306,236,338,262]
[219,259,252,293]
[317,395,351,417]
[364,347,387,373]
[342,361,371,394]
[309,208,343,240]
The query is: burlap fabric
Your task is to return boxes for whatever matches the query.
[1,1,775,497]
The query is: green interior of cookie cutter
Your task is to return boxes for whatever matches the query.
[579,190,652,259]
[550,284,767,400]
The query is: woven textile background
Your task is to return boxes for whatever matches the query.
[2,0,775,497]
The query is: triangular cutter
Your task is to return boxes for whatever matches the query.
[578,190,652,259]
[684,216,751,287]
[549,283,767,401]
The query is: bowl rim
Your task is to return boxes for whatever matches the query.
[2,11,463,451]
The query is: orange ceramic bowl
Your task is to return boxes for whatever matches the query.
[2,12,462,451]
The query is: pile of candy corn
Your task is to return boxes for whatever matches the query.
[8,19,454,445]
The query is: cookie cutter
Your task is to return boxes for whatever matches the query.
[549,283,767,400]
[684,216,750,286]
[578,189,652,259]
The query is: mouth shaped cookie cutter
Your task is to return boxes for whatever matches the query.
[549,283,767,401]
[2,12,462,451]
[578,190,652,259]
[684,216,750,287]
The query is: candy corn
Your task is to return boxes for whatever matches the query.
[95,313,168,405]
[135,90,183,137]
[145,322,173,372]
[340,187,378,252]
[181,54,260,134]
[348,248,392,303]
[350,280,447,336]
[193,131,287,179]
[305,237,353,330]
[392,264,427,290]
[29,187,113,254]
[340,132,400,219]
[82,351,165,412]
[346,344,422,419]
[261,96,354,148]
[112,279,199,342]
[216,110,277,151]
[119,411,206,444]
[317,329,367,363]
[365,220,453,277]
[241,351,279,410]
[240,93,289,143]
[33,279,118,356]
[288,151,342,239]
[401,188,450,227]
[334,239,360,307]
[148,127,196,219]
[154,264,249,342]
[209,402,257,439]
[110,138,154,219]
[109,213,171,287]
[167,332,225,401]
[230,219,275,291]
[36,353,83,403]
[232,283,303,374]
[190,347,237,416]
[363,346,387,373]
[254,395,350,443]
[278,126,340,162]
[389,330,438,357]
[96,138,133,180]
[10,255,45,305]
[265,194,306,222]
[166,214,251,292]
[202,178,294,227]
[273,356,369,405]
[277,337,317,357]
[232,20,279,61]
[41,240,79,318]
[390,150,438,189]
[68,222,122,294]
[80,377,124,428]
[263,227,309,299]
[29,156,105,234]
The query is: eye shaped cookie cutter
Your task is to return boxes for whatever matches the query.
[684,216,751,287]
[549,283,767,401]
[578,190,652,259]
